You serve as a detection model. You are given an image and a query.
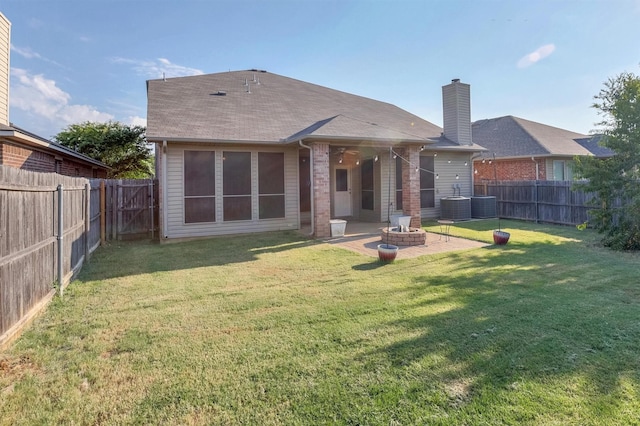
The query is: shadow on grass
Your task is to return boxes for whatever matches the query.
[363,236,640,420]
[80,231,321,281]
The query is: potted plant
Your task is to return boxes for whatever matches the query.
[377,242,399,262]
[377,147,400,262]
[491,153,510,245]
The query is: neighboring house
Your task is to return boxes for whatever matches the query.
[471,115,612,182]
[147,71,484,240]
[0,124,109,178]
[0,12,108,178]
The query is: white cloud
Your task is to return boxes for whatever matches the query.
[112,57,204,78]
[126,115,147,127]
[517,44,556,69]
[10,68,113,127]
[11,45,43,60]
[11,44,65,68]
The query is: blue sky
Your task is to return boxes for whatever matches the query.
[3,0,640,139]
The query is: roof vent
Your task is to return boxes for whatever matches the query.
[452,78,460,83]
[211,91,227,96]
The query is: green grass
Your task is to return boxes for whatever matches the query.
[2,220,640,425]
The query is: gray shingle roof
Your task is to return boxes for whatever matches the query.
[146,70,446,145]
[471,115,605,158]
[575,134,614,158]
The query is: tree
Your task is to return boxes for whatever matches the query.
[55,121,153,179]
[574,71,640,250]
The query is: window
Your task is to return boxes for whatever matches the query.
[184,150,216,223]
[258,152,285,219]
[361,159,374,210]
[553,160,574,181]
[420,156,435,208]
[223,151,252,221]
[395,156,403,210]
[553,160,565,181]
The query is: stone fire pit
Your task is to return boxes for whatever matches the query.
[381,227,427,246]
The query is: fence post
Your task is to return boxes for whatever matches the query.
[111,181,117,240]
[57,184,64,298]
[85,183,90,261]
[534,180,539,223]
[100,180,106,245]
[149,180,155,240]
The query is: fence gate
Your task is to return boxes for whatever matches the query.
[99,179,159,240]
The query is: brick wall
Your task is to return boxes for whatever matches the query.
[401,145,422,227]
[474,158,546,182]
[312,142,331,238]
[0,141,107,178]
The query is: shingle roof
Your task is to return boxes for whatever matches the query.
[575,134,614,158]
[146,70,447,145]
[471,115,607,158]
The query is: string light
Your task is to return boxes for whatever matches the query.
[464,161,468,166]
[374,155,378,162]
[356,159,360,165]
[455,174,459,180]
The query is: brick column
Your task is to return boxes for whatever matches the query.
[312,142,331,238]
[402,145,422,228]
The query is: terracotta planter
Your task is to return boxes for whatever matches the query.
[493,230,510,245]
[377,244,399,262]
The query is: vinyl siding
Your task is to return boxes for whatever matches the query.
[0,13,10,126]
[422,151,473,219]
[442,82,472,146]
[165,143,299,239]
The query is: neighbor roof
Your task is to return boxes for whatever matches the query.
[0,123,109,169]
[147,70,466,147]
[471,115,608,158]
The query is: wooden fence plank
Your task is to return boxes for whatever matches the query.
[475,180,597,225]
[1,165,158,346]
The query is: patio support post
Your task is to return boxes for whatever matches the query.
[312,142,331,238]
[402,145,422,228]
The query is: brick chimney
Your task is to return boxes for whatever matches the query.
[442,79,471,146]
[0,13,10,126]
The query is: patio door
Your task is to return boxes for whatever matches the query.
[333,166,352,217]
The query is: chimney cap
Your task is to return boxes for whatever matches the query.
[452,78,460,83]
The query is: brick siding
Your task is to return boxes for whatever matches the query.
[401,145,422,227]
[312,142,331,238]
[473,158,546,182]
[0,141,107,178]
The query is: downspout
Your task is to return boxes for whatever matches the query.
[299,140,314,236]
[162,140,168,239]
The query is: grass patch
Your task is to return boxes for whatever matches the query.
[1,220,639,425]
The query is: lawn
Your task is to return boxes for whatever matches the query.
[1,219,639,425]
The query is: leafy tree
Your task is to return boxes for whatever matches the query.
[574,71,640,250]
[55,121,153,179]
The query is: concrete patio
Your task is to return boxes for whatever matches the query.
[304,221,489,260]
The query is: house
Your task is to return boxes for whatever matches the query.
[0,12,108,178]
[146,71,484,240]
[471,115,612,183]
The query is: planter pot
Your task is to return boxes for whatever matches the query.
[377,244,399,262]
[493,230,510,245]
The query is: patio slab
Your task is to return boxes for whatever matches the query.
[325,230,489,259]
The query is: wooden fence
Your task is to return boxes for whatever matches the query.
[0,166,157,348]
[474,180,596,225]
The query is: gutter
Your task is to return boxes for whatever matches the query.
[298,140,314,236]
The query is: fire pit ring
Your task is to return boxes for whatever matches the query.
[381,227,427,246]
